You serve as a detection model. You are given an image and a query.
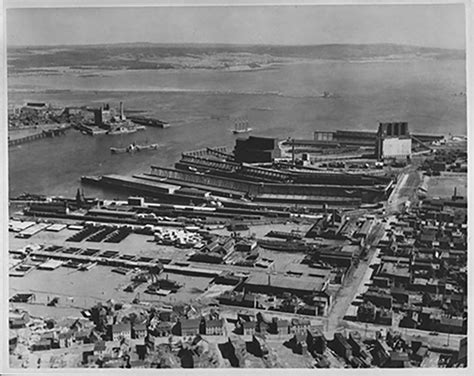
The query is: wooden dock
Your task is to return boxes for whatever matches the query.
[8,125,71,146]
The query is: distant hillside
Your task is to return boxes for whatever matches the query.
[7,43,465,72]
[253,43,465,59]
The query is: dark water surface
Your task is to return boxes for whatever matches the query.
[8,59,466,198]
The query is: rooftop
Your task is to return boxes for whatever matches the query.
[244,272,328,293]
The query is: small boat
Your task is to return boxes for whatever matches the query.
[110,143,158,154]
[107,127,137,136]
[321,91,339,98]
[110,147,128,154]
[135,143,159,151]
[232,118,252,134]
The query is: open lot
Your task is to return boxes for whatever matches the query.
[425,172,467,198]
[10,262,215,311]
[9,221,326,317]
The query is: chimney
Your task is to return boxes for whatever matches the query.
[267,274,271,286]
[119,101,125,120]
[453,187,457,200]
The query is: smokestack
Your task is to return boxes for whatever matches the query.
[267,274,271,286]
[94,109,103,126]
[291,138,295,165]
[119,101,124,120]
[453,187,457,200]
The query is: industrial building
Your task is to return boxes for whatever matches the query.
[234,136,281,163]
[93,102,126,126]
[375,122,412,161]
[241,272,330,298]
[313,123,442,161]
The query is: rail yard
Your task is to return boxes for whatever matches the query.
[8,122,467,369]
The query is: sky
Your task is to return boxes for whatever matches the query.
[6,4,466,49]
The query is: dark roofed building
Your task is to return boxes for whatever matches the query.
[180,318,202,337]
[331,333,352,360]
[204,318,224,335]
[243,272,329,298]
[132,322,147,339]
[111,322,131,341]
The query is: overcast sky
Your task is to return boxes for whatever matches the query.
[6,4,466,49]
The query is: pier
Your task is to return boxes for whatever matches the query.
[128,116,170,128]
[8,125,71,146]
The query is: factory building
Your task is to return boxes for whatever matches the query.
[242,272,330,298]
[234,136,281,163]
[375,122,412,161]
[93,102,126,126]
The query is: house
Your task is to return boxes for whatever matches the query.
[291,318,311,334]
[158,310,173,322]
[375,308,393,326]
[58,331,73,348]
[73,329,93,345]
[93,340,107,356]
[9,310,30,329]
[132,322,147,339]
[331,333,352,360]
[152,321,173,337]
[357,301,376,322]
[242,321,257,336]
[102,358,124,368]
[376,263,411,287]
[270,318,290,335]
[364,291,393,309]
[32,339,52,352]
[391,287,409,304]
[111,322,132,341]
[438,317,466,334]
[454,337,467,366]
[258,320,270,334]
[136,343,148,360]
[399,315,418,329]
[10,293,35,303]
[412,346,428,363]
[9,316,29,329]
[385,351,410,368]
[204,318,224,335]
[179,318,201,337]
[40,332,58,349]
[285,332,307,355]
[147,334,165,351]
[372,339,391,366]
[306,329,327,354]
[70,317,95,332]
[347,332,372,365]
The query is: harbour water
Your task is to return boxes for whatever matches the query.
[8,58,466,198]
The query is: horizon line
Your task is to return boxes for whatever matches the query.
[7,41,466,52]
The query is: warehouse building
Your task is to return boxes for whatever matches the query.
[242,272,330,298]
